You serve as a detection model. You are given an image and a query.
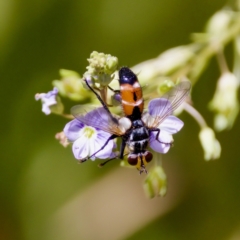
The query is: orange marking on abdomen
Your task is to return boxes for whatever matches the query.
[120,83,144,116]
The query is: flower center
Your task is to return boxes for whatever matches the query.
[83,126,96,139]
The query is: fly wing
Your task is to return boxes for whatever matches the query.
[143,81,191,128]
[71,105,126,136]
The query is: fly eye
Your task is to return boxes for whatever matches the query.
[144,151,153,163]
[128,154,138,166]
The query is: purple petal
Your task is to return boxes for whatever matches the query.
[71,129,115,160]
[157,130,173,143]
[72,106,123,135]
[149,131,173,154]
[148,98,173,117]
[160,115,184,134]
[42,104,51,115]
[64,119,85,142]
[35,88,58,115]
[94,130,115,159]
[73,137,90,159]
[45,87,58,98]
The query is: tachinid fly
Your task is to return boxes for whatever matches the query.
[72,67,191,173]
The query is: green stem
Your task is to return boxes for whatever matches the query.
[184,103,208,128]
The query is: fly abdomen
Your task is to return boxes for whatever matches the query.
[119,67,144,118]
[128,139,149,153]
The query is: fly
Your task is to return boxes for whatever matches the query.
[71,67,191,173]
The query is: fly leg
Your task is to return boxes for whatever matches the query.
[108,85,120,94]
[119,140,126,159]
[149,128,173,147]
[79,134,118,163]
[108,85,122,106]
[98,139,127,167]
[84,79,112,115]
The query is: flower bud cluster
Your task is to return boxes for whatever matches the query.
[83,51,118,87]
[143,166,167,198]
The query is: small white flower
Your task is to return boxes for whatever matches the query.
[206,10,233,35]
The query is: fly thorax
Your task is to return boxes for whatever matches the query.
[129,125,149,141]
[132,119,144,128]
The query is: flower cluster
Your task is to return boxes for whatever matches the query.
[83,51,118,88]
[35,16,240,197]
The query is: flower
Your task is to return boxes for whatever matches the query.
[64,118,116,161]
[199,127,221,161]
[35,87,63,115]
[144,98,184,154]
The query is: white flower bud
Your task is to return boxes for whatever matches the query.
[199,127,221,161]
[209,72,240,131]
[132,45,195,84]
[206,10,233,35]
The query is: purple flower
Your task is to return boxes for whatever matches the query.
[35,87,58,115]
[147,98,184,154]
[64,118,116,161]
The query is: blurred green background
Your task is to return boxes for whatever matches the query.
[1,0,240,239]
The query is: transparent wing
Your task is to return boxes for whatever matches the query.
[142,81,191,128]
[71,105,126,136]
